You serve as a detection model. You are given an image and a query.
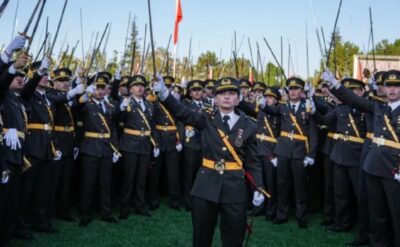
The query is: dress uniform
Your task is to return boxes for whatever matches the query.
[154,76,264,247]
[118,75,156,219]
[313,78,366,232]
[324,69,400,247]
[239,79,251,101]
[203,79,216,109]
[256,87,281,221]
[46,68,79,222]
[149,76,182,210]
[18,60,59,235]
[78,73,119,226]
[313,93,336,226]
[181,80,205,211]
[263,77,318,228]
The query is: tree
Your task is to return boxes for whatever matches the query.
[374,39,400,56]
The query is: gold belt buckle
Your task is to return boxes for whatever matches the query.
[343,135,349,142]
[44,124,50,131]
[214,159,225,175]
[99,133,105,138]
[140,130,145,137]
[288,132,294,140]
[64,126,70,132]
[163,125,168,131]
[376,138,385,146]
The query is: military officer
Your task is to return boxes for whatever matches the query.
[154,76,265,247]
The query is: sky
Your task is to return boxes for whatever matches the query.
[0,0,399,78]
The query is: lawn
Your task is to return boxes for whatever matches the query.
[9,204,354,247]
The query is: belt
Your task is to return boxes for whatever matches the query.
[27,123,52,131]
[84,132,110,139]
[202,158,242,174]
[155,125,177,131]
[332,133,364,144]
[366,132,374,139]
[373,137,400,150]
[256,134,277,143]
[54,126,75,132]
[2,128,25,139]
[123,128,151,137]
[327,132,335,138]
[280,131,308,141]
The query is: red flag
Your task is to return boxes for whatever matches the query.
[249,67,254,84]
[173,0,183,45]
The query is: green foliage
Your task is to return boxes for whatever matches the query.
[374,39,400,56]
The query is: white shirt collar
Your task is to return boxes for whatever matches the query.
[220,110,239,130]
[389,100,400,111]
[289,101,301,112]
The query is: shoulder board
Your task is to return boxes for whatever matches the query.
[146,94,157,103]
[279,100,287,105]
[369,95,387,103]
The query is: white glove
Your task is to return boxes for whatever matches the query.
[394,173,400,183]
[5,35,27,56]
[1,170,10,184]
[120,97,130,111]
[307,98,316,115]
[38,57,50,76]
[303,156,315,167]
[368,77,378,91]
[73,147,79,160]
[54,150,62,161]
[112,152,120,163]
[4,128,21,150]
[321,70,339,89]
[86,84,95,95]
[271,157,278,167]
[252,191,265,207]
[67,84,84,99]
[115,68,122,80]
[171,90,181,101]
[257,96,266,108]
[153,147,160,158]
[176,142,183,152]
[153,73,169,101]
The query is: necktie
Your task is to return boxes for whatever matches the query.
[98,103,105,114]
[223,115,230,132]
[291,104,296,113]
[138,100,145,111]
[198,102,202,108]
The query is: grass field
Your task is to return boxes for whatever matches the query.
[9,202,354,247]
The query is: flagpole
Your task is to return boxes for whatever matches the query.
[173,43,177,78]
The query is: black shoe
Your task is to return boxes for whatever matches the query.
[346,239,369,246]
[14,230,35,240]
[33,225,58,234]
[58,215,76,222]
[149,204,159,211]
[135,210,151,217]
[273,219,288,225]
[78,218,92,227]
[326,226,350,233]
[119,211,130,220]
[321,219,334,226]
[101,216,118,223]
[298,220,308,229]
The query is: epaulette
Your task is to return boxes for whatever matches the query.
[146,94,157,103]
[279,100,287,105]
[369,95,387,103]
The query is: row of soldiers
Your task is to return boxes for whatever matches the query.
[0,34,399,247]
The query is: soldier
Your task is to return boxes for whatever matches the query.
[0,52,29,244]
[239,79,251,102]
[313,78,366,233]
[149,76,182,211]
[181,80,205,211]
[203,79,216,109]
[322,69,400,247]
[16,57,60,237]
[256,87,281,221]
[78,73,120,227]
[47,68,83,222]
[118,75,157,219]
[153,76,265,247]
[262,77,318,228]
